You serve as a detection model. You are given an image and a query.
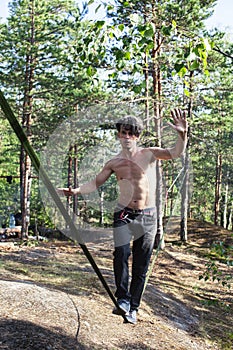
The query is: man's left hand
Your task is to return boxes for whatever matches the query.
[168,108,188,137]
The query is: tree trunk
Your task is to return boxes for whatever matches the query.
[168,163,176,217]
[20,147,26,238]
[180,71,192,241]
[99,190,104,226]
[73,144,79,220]
[67,146,73,223]
[228,201,233,231]
[20,0,35,238]
[180,151,190,242]
[152,24,164,249]
[21,67,33,238]
[214,152,222,225]
[144,52,150,130]
[222,173,229,229]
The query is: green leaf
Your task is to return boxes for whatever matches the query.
[118,24,124,32]
[184,89,190,97]
[95,4,102,13]
[115,48,124,60]
[86,66,96,77]
[107,5,114,11]
[144,27,154,38]
[124,51,131,60]
[133,63,141,72]
[172,20,176,28]
[95,21,105,29]
[117,60,125,69]
[189,60,199,71]
[161,25,172,36]
[145,41,154,51]
[174,62,184,73]
[178,66,187,78]
[133,85,141,93]
[80,53,86,61]
[138,24,146,34]
[108,71,117,79]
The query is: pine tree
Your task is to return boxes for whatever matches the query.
[0,0,107,236]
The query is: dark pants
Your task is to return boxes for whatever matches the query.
[113,206,156,311]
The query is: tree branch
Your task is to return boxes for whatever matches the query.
[213,46,233,60]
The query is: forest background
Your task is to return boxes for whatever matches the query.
[0,2,232,349]
[0,0,232,242]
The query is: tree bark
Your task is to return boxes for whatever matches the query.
[20,0,35,238]
[180,151,190,242]
[180,71,192,241]
[223,179,228,229]
[21,65,33,238]
[67,146,73,222]
[228,201,233,231]
[73,144,79,220]
[99,190,104,226]
[151,21,164,249]
[214,152,222,225]
[144,52,150,131]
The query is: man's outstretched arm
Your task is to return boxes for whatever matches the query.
[57,163,113,196]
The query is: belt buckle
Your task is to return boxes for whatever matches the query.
[132,208,141,215]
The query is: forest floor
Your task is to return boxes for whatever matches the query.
[0,218,232,350]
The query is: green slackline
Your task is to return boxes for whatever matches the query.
[0,90,127,321]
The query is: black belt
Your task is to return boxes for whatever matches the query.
[116,205,156,216]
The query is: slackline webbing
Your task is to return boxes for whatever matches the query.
[0,90,127,321]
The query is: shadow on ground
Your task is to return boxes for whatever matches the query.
[0,318,82,350]
[0,318,165,350]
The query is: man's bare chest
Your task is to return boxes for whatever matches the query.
[111,156,155,180]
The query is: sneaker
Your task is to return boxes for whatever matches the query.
[112,299,130,316]
[125,310,137,324]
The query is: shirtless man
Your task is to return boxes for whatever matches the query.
[57,108,188,324]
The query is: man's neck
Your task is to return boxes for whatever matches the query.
[121,145,138,158]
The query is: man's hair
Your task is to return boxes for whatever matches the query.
[115,116,144,137]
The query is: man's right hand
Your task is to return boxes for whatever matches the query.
[56,187,79,196]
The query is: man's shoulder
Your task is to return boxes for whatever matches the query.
[104,156,121,168]
[140,147,157,161]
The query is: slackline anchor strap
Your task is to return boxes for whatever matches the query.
[0,90,127,321]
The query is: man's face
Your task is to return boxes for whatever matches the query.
[118,126,139,149]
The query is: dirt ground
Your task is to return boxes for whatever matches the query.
[0,219,232,350]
